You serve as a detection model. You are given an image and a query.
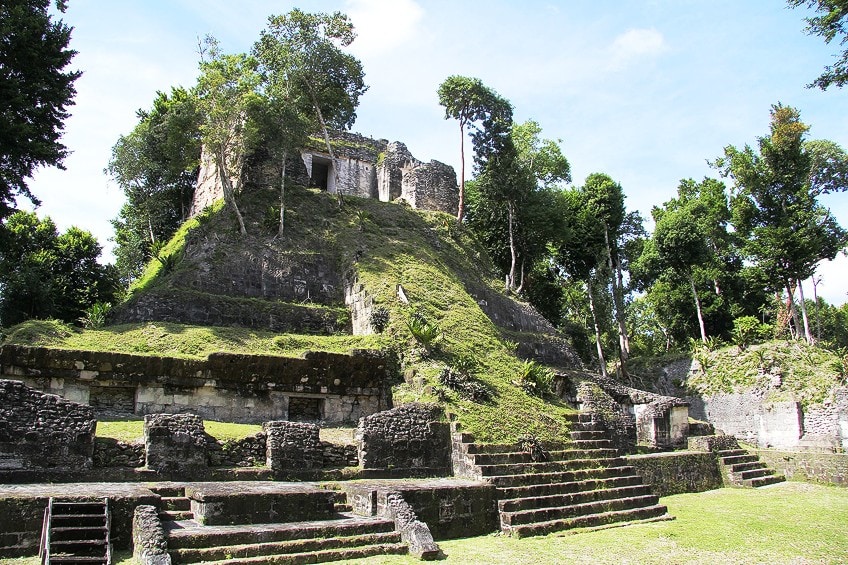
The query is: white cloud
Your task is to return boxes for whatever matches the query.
[608,28,667,69]
[346,0,424,56]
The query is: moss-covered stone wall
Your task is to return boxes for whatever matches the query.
[625,451,723,497]
[754,449,848,487]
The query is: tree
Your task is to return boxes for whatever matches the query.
[0,0,80,219]
[716,104,847,343]
[788,0,848,89]
[194,38,262,235]
[580,173,636,371]
[554,189,611,376]
[107,88,201,283]
[0,211,119,326]
[256,9,367,208]
[438,76,512,221]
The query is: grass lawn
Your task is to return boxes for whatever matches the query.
[4,482,845,564]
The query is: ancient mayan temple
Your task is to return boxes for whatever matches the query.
[189,131,459,217]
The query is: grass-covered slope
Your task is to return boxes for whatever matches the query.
[3,185,580,442]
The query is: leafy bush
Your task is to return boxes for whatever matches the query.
[80,302,111,329]
[369,306,390,333]
[732,316,771,350]
[406,312,441,349]
[517,434,549,462]
[515,360,554,397]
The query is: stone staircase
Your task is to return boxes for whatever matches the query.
[155,487,195,522]
[458,414,671,537]
[40,499,111,564]
[718,449,786,488]
[163,514,407,564]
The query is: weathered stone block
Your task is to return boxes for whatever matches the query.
[186,483,336,525]
[264,421,322,472]
[143,413,208,473]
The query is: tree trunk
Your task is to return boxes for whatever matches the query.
[785,280,801,340]
[278,150,287,237]
[515,256,526,295]
[813,276,821,342]
[603,224,630,365]
[507,201,517,291]
[215,150,247,235]
[586,277,608,378]
[306,83,343,207]
[457,120,466,221]
[796,278,813,344]
[689,272,707,344]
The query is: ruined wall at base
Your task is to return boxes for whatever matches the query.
[754,449,848,486]
[356,403,451,476]
[688,388,848,451]
[625,452,723,497]
[1,345,392,425]
[0,379,95,470]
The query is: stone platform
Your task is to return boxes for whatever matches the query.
[185,482,338,525]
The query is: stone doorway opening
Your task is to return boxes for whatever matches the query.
[309,157,332,191]
[289,396,324,422]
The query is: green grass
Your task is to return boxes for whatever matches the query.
[95,419,262,443]
[349,482,848,564]
[5,483,845,564]
[3,320,385,360]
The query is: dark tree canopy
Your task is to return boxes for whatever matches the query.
[0,0,80,219]
[0,211,119,326]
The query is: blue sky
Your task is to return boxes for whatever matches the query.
[25,0,848,304]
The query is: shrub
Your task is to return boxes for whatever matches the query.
[369,306,390,333]
[732,316,771,350]
[515,360,554,397]
[406,312,441,349]
[79,302,111,329]
[438,366,491,403]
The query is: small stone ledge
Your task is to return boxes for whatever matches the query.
[688,434,741,452]
[132,505,171,565]
[625,451,723,497]
[385,492,441,560]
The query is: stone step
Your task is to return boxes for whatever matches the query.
[496,474,645,500]
[498,485,653,513]
[500,494,661,527]
[737,467,773,481]
[160,510,194,521]
[165,515,396,549]
[45,558,108,564]
[571,439,613,450]
[503,504,670,538]
[170,531,403,563]
[180,542,409,565]
[472,448,618,466]
[464,441,573,455]
[721,454,758,466]
[717,449,747,458]
[163,496,191,511]
[333,503,353,513]
[729,461,766,473]
[151,487,186,498]
[570,430,607,441]
[479,457,624,477]
[488,465,637,488]
[746,474,786,488]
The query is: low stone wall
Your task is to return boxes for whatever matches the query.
[209,433,266,468]
[356,404,451,477]
[625,451,723,497]
[2,344,393,425]
[754,449,848,487]
[343,479,497,540]
[144,414,208,474]
[265,421,323,473]
[0,379,96,470]
[186,483,337,526]
[93,438,145,468]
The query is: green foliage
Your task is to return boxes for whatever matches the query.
[0,211,120,326]
[438,365,491,403]
[406,311,441,349]
[789,0,848,90]
[0,0,80,219]
[731,315,771,349]
[514,360,554,397]
[80,301,111,329]
[369,306,390,333]
[107,87,200,283]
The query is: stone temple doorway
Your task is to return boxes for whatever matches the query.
[309,156,332,191]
